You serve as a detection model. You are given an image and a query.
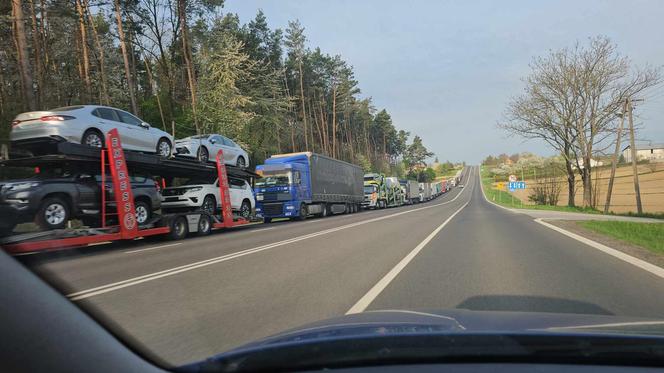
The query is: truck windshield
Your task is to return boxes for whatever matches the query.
[256,172,291,187]
[364,185,377,194]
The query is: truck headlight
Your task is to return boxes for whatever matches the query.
[285,205,295,210]
[256,194,264,201]
[184,186,203,193]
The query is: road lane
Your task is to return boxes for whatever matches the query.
[57,169,474,364]
[20,164,664,367]
[367,166,664,318]
[23,175,470,293]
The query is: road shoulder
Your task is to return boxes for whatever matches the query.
[545,219,664,270]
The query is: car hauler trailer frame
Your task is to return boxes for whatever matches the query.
[0,129,256,254]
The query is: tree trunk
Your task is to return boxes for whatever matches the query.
[178,0,199,134]
[114,0,138,114]
[84,0,109,105]
[298,61,308,150]
[76,0,92,101]
[127,32,139,109]
[142,56,166,131]
[12,0,37,111]
[331,84,337,159]
[27,0,41,108]
[582,156,593,208]
[565,160,575,207]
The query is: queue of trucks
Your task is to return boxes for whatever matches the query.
[0,129,457,254]
[361,173,452,210]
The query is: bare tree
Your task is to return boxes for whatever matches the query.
[570,37,659,207]
[84,0,110,105]
[501,36,661,208]
[114,0,138,114]
[178,0,200,134]
[500,49,580,207]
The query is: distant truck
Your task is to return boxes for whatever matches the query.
[419,182,432,202]
[385,177,405,206]
[400,179,420,204]
[254,152,363,222]
[363,173,388,209]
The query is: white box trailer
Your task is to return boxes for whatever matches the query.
[405,180,419,203]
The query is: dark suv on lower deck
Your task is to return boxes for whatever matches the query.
[0,168,161,234]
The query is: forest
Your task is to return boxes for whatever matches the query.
[2,0,434,176]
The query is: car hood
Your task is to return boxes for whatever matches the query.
[181,309,664,371]
[234,309,664,349]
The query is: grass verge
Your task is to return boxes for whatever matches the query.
[577,220,664,254]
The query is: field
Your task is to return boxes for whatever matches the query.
[507,162,664,214]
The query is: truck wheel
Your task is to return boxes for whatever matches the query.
[168,216,188,240]
[263,217,272,224]
[297,204,307,221]
[197,214,212,236]
[36,197,70,230]
[321,204,328,217]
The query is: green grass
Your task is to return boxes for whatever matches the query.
[577,220,664,254]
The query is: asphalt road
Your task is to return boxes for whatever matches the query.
[20,166,664,366]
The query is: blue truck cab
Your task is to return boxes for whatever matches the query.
[254,152,363,223]
[254,160,309,220]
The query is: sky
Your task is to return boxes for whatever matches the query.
[223,0,664,164]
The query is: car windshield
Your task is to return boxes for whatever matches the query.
[3,1,664,371]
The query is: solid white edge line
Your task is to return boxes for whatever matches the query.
[124,242,183,254]
[67,180,473,301]
[346,200,470,314]
[477,166,518,213]
[534,218,664,279]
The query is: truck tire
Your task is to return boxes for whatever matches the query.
[197,214,212,236]
[297,204,307,221]
[167,216,188,240]
[320,204,328,217]
[263,217,272,224]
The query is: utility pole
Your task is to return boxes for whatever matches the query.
[627,97,643,214]
[604,100,626,214]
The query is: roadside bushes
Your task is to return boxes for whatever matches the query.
[528,176,561,205]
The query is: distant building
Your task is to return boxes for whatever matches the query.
[573,158,604,169]
[622,143,664,163]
